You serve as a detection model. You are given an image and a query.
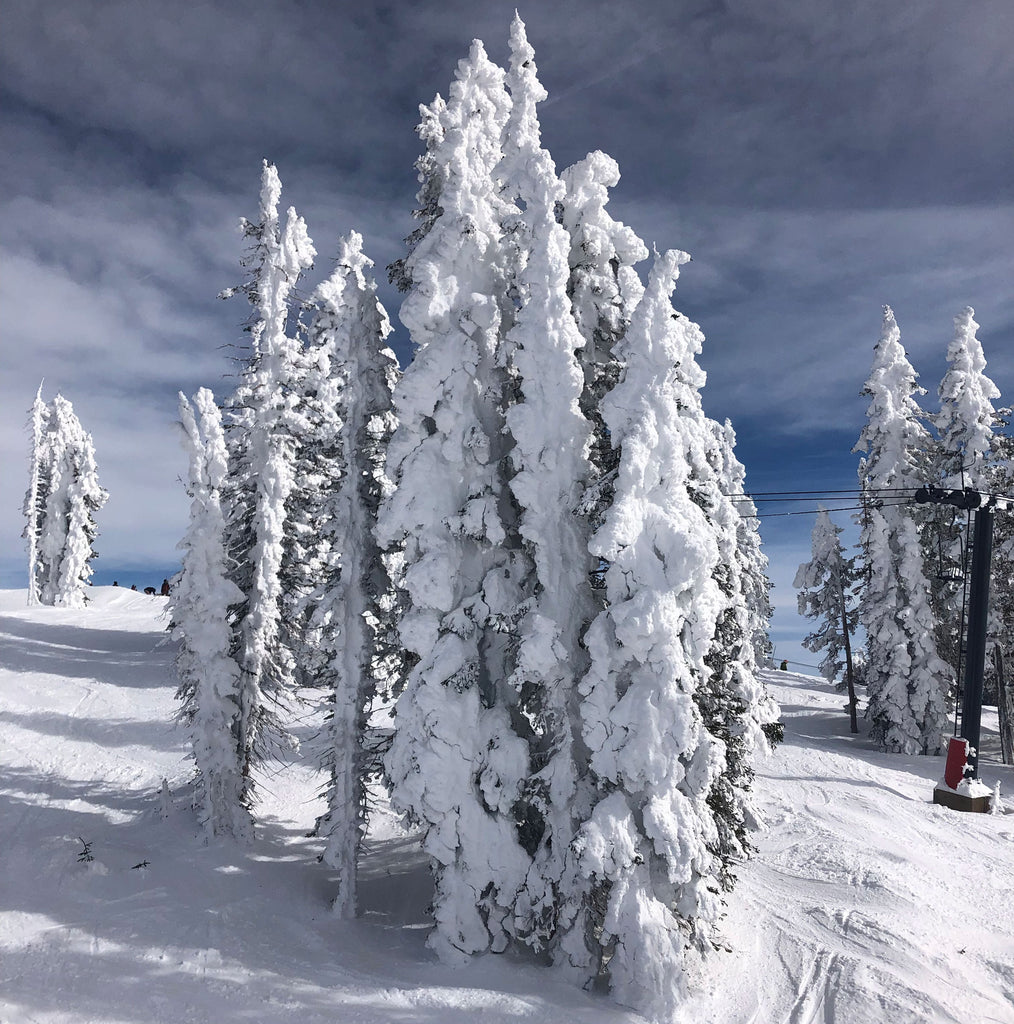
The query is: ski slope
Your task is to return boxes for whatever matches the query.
[0,588,1011,1024]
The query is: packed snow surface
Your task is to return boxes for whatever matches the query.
[1,588,1012,1023]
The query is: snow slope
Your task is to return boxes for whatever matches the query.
[1,588,1012,1023]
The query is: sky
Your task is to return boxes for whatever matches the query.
[2,0,1012,667]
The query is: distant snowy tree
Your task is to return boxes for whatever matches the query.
[794,508,860,730]
[378,40,533,961]
[304,231,400,918]
[937,308,1000,491]
[495,14,598,951]
[854,307,951,754]
[220,160,316,798]
[560,250,726,1020]
[924,307,1001,673]
[23,383,49,606]
[172,389,252,841]
[33,393,107,608]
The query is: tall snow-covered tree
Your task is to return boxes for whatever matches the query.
[854,307,952,754]
[925,306,1001,673]
[700,417,781,877]
[794,507,860,730]
[220,160,316,799]
[304,231,399,918]
[172,389,252,840]
[561,250,727,1020]
[496,14,598,951]
[32,393,107,608]
[937,307,1000,491]
[377,40,533,961]
[23,382,50,606]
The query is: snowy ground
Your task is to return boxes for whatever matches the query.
[1,588,1011,1024]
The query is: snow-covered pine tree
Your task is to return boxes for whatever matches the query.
[794,507,860,729]
[495,13,598,952]
[377,40,533,961]
[220,161,316,799]
[710,418,776,671]
[559,150,647,552]
[699,417,781,878]
[937,307,1000,492]
[172,389,252,840]
[304,231,399,918]
[23,383,50,606]
[925,306,1001,674]
[561,249,726,1020]
[36,394,107,608]
[854,307,952,754]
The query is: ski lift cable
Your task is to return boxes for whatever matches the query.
[744,499,915,520]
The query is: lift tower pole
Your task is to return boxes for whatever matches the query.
[959,505,993,779]
[913,486,993,778]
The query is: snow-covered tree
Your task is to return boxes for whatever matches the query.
[23,382,50,606]
[937,308,1000,491]
[854,307,952,754]
[495,14,599,951]
[220,160,316,797]
[304,231,399,918]
[560,250,727,1020]
[700,417,781,876]
[924,307,1001,673]
[711,419,775,669]
[31,393,107,608]
[377,40,533,961]
[172,389,252,841]
[559,151,647,552]
[794,508,859,730]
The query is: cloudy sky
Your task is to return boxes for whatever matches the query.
[3,0,1012,665]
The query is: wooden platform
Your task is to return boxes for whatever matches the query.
[932,785,991,813]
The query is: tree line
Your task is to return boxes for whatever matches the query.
[795,305,1014,758]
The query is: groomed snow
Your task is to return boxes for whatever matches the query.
[1,588,1012,1023]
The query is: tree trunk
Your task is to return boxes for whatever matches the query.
[838,573,858,734]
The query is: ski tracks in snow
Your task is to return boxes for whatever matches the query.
[698,672,1014,1024]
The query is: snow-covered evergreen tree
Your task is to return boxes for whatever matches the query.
[937,307,1000,491]
[377,40,533,961]
[34,393,107,608]
[559,151,647,551]
[304,231,399,918]
[172,389,252,840]
[496,14,598,951]
[700,417,780,877]
[23,383,50,607]
[794,508,859,728]
[854,307,952,754]
[561,250,726,1020]
[924,306,1001,673]
[711,419,776,669]
[220,160,316,797]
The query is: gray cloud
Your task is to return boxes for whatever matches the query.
[1,0,1011,667]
